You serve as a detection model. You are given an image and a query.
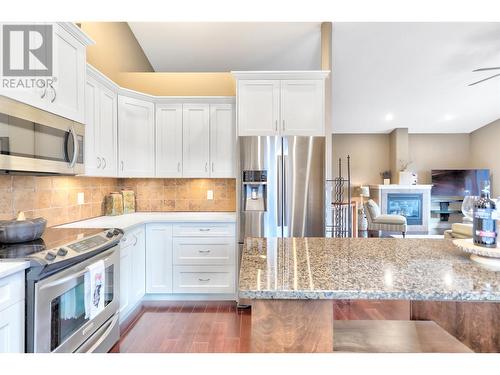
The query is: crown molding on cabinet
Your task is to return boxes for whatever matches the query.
[87,63,235,102]
[231,70,330,80]
[58,22,95,46]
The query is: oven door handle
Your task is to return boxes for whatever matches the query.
[79,314,120,353]
[39,253,113,291]
[68,126,79,168]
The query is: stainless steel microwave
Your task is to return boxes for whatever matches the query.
[0,96,84,175]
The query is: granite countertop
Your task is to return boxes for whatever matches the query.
[57,212,237,230]
[0,261,29,279]
[239,237,500,301]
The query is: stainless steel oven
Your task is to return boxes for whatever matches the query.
[32,246,119,353]
[0,95,84,174]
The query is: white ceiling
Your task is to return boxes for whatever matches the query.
[128,22,321,72]
[332,23,500,133]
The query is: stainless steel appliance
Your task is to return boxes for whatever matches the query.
[0,96,84,175]
[0,227,123,352]
[239,136,325,240]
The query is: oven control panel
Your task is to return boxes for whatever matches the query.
[67,235,108,253]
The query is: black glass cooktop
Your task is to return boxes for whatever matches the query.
[0,227,106,260]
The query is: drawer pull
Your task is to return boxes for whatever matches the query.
[198,278,211,282]
[199,228,211,232]
[198,249,211,254]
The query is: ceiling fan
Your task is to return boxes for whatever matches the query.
[468,67,500,86]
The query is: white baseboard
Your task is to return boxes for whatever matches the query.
[142,293,237,301]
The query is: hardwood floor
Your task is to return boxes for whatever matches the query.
[110,300,410,353]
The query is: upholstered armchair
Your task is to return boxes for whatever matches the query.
[363,199,407,237]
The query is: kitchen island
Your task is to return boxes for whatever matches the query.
[239,237,500,352]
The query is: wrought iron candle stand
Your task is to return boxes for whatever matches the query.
[332,156,352,237]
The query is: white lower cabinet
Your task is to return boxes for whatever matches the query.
[0,271,25,353]
[145,222,236,296]
[119,226,145,322]
[145,224,173,294]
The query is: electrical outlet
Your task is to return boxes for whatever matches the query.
[207,190,214,200]
[77,192,85,205]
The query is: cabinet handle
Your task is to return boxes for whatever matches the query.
[211,162,214,173]
[102,157,106,169]
[121,161,124,171]
[198,249,211,254]
[282,119,285,131]
[97,157,101,168]
[205,162,208,172]
[275,120,278,132]
[177,162,181,172]
[49,83,56,103]
[199,228,210,232]
[198,278,211,282]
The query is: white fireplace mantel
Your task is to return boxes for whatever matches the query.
[369,184,432,232]
[369,184,433,190]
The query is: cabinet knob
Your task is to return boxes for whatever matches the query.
[97,157,101,168]
[211,162,214,173]
[177,162,181,172]
[205,162,208,172]
[121,161,124,171]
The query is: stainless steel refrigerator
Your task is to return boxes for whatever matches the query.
[239,136,325,243]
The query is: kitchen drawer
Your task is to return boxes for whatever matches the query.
[172,223,235,237]
[173,237,235,265]
[0,272,25,312]
[172,266,235,294]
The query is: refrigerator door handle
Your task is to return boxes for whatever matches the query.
[277,154,282,228]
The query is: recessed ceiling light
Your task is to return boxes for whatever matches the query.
[385,113,394,121]
[444,114,454,121]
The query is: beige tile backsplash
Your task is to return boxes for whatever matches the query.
[0,176,236,227]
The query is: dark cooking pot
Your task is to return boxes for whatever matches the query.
[0,217,47,243]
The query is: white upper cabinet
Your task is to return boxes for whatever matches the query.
[0,23,92,123]
[232,71,328,137]
[84,68,118,177]
[182,104,210,178]
[118,95,155,177]
[210,104,235,177]
[156,103,183,177]
[237,80,280,136]
[49,24,87,123]
[280,80,324,136]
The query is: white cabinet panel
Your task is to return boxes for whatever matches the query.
[0,272,24,312]
[237,80,280,136]
[210,104,235,177]
[145,224,173,294]
[119,226,145,322]
[156,104,183,177]
[280,80,324,136]
[118,95,155,177]
[173,237,235,265]
[84,76,118,177]
[182,104,210,177]
[50,24,86,123]
[0,300,24,353]
[172,266,234,294]
[172,223,235,237]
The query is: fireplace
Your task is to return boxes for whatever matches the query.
[387,193,423,225]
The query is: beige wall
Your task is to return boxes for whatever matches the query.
[332,134,390,185]
[470,119,500,196]
[80,22,154,81]
[409,134,471,185]
[116,72,236,96]
[389,128,409,182]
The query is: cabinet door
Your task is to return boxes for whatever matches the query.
[49,24,86,123]
[130,227,146,305]
[156,104,183,177]
[98,85,118,176]
[237,80,280,136]
[118,95,155,177]
[84,77,100,175]
[0,301,24,353]
[210,104,235,178]
[182,104,210,177]
[280,80,324,136]
[119,244,132,319]
[146,224,173,294]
